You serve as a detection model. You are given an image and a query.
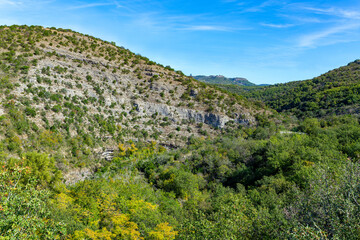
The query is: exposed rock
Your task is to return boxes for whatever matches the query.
[100,149,114,161]
[63,168,93,185]
[134,101,254,128]
[190,89,198,97]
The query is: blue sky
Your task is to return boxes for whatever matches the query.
[1,0,360,84]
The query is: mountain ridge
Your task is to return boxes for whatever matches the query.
[193,74,256,86]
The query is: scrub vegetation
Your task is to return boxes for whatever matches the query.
[0,25,359,239]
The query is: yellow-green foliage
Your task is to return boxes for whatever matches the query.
[113,141,164,168]
[0,156,65,239]
[20,151,62,187]
[148,223,178,240]
[51,174,179,239]
[39,130,63,148]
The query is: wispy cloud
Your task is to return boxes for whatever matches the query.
[222,0,246,6]
[124,8,244,33]
[0,0,20,6]
[67,2,119,10]
[302,6,360,20]
[261,23,295,28]
[0,0,55,10]
[241,0,287,13]
[181,25,234,31]
[298,23,360,47]
[261,3,360,49]
[279,14,323,24]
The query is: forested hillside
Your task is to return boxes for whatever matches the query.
[0,25,359,240]
[219,60,360,118]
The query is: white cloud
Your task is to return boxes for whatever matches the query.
[242,0,287,13]
[179,24,251,31]
[261,23,295,28]
[0,0,14,4]
[0,0,20,6]
[298,23,360,47]
[67,2,117,10]
[221,0,247,7]
[302,6,360,20]
[338,9,360,19]
[181,25,233,31]
[279,14,323,24]
[0,0,55,9]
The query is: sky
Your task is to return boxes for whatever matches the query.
[1,0,360,84]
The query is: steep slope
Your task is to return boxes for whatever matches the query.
[0,25,266,169]
[222,60,360,118]
[193,75,256,86]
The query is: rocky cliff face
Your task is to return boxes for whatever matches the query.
[134,101,255,128]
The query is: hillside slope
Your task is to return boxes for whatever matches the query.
[0,25,268,169]
[221,60,360,118]
[0,26,264,139]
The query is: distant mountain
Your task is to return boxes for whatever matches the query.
[193,75,256,86]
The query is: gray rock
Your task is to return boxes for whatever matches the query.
[100,149,114,161]
[134,100,252,128]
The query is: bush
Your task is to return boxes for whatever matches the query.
[0,157,65,239]
[24,106,36,117]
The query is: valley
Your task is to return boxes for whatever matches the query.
[0,25,359,240]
